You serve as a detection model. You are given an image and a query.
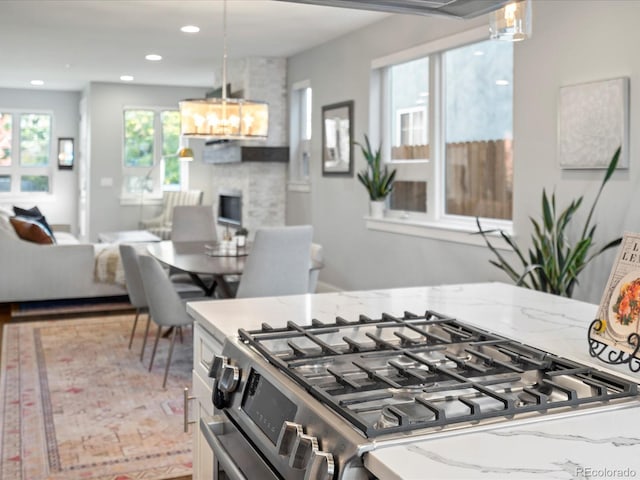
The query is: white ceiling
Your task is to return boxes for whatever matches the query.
[0,0,388,91]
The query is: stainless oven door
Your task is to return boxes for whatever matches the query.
[200,416,280,480]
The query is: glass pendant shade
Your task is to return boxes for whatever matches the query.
[179,97,269,139]
[489,0,532,42]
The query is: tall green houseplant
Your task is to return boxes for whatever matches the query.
[477,147,622,298]
[356,135,396,200]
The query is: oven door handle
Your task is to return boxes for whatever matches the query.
[200,418,249,480]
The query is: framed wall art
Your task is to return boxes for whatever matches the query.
[558,77,629,169]
[322,100,353,176]
[57,137,75,170]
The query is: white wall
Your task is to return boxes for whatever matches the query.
[85,82,209,241]
[287,0,640,303]
[0,88,80,230]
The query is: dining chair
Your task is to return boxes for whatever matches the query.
[236,225,313,299]
[120,243,203,363]
[171,205,217,242]
[140,190,204,240]
[119,244,149,354]
[138,254,196,388]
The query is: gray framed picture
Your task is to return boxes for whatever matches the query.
[558,77,629,169]
[322,100,353,176]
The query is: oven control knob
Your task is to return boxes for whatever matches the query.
[208,355,228,379]
[289,433,319,470]
[304,451,335,480]
[218,364,240,393]
[277,422,303,455]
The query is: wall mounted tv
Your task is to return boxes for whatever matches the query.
[217,189,242,228]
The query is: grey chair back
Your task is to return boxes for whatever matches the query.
[236,225,313,299]
[171,205,217,242]
[119,244,148,309]
[138,254,195,387]
[138,255,193,328]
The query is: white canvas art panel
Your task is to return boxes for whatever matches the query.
[558,77,628,169]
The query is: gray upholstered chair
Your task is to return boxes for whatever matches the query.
[140,190,204,240]
[236,225,313,299]
[138,254,196,388]
[119,244,149,354]
[171,205,217,242]
[120,243,202,364]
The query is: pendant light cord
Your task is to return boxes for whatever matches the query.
[222,0,228,100]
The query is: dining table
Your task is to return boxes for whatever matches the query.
[147,240,249,298]
[147,240,324,298]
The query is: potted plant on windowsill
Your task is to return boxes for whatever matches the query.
[476,146,622,298]
[356,135,397,218]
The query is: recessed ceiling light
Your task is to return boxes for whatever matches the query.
[495,80,510,86]
[180,25,200,33]
[30,80,44,86]
[145,54,162,61]
[474,50,485,56]
[419,92,429,97]
[120,75,134,82]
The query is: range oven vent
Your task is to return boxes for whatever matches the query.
[275,0,510,19]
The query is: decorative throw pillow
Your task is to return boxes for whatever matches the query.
[0,209,18,239]
[9,216,55,245]
[13,205,56,242]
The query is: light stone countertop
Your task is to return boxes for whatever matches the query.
[187,282,640,480]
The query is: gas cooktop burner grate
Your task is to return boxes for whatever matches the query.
[238,310,639,438]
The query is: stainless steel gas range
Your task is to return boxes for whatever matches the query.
[201,309,639,480]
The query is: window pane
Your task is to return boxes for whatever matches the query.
[20,114,51,167]
[161,110,181,188]
[390,57,429,160]
[303,87,312,140]
[124,110,154,167]
[444,40,513,220]
[0,175,10,192]
[0,113,12,166]
[21,175,49,192]
[389,180,427,213]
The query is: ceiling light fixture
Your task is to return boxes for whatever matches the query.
[180,25,200,33]
[489,0,532,42]
[120,75,134,82]
[145,54,163,61]
[30,80,44,86]
[179,0,268,140]
[177,147,195,161]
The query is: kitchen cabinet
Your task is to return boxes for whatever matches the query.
[191,322,223,480]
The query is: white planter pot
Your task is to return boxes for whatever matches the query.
[369,200,386,219]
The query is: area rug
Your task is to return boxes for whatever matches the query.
[0,314,193,480]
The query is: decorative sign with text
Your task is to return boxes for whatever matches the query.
[594,232,640,358]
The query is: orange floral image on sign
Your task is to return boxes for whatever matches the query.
[611,278,640,326]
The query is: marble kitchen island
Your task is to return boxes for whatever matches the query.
[187,282,640,480]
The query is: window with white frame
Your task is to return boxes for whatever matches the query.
[121,108,183,201]
[377,31,513,225]
[289,82,312,188]
[0,111,52,194]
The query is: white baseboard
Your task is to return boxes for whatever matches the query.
[315,280,342,293]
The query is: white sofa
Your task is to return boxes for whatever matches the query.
[0,212,126,303]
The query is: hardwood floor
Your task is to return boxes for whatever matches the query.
[0,303,10,355]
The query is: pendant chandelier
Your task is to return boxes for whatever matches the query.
[179,0,269,140]
[489,0,532,42]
